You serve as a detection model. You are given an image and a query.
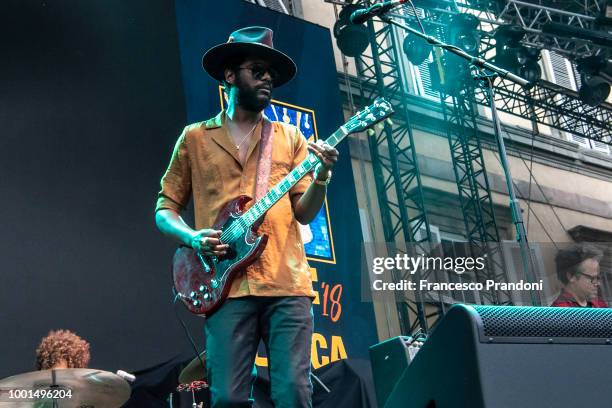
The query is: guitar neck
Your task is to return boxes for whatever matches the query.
[240,126,348,228]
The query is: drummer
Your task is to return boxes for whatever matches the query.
[35,329,91,370]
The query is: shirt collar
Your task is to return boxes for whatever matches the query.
[205,111,264,168]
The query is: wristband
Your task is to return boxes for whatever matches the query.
[314,169,332,186]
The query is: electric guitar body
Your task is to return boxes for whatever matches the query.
[173,195,268,316]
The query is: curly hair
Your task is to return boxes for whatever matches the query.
[35,329,91,370]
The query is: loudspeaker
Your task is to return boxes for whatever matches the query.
[385,304,612,408]
[369,336,413,408]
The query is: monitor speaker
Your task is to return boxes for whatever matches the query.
[369,336,413,408]
[384,304,612,408]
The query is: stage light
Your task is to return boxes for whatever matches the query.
[448,14,481,53]
[516,47,542,84]
[579,75,611,106]
[428,55,472,96]
[577,55,611,106]
[333,4,370,57]
[415,14,481,96]
[494,25,542,86]
[403,34,431,65]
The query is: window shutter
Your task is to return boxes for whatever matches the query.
[590,140,611,154]
[415,56,439,100]
[549,51,577,91]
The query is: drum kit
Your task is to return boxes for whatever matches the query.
[170,352,208,408]
[0,354,208,408]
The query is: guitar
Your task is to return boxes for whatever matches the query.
[172,97,394,316]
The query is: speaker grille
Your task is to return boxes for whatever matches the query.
[473,306,612,339]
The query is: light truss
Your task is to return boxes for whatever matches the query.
[409,0,610,62]
[441,91,513,306]
[354,14,435,334]
[474,78,612,143]
[415,0,514,307]
[389,8,612,144]
[492,0,611,60]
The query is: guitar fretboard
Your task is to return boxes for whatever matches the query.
[222,127,346,240]
[217,96,393,243]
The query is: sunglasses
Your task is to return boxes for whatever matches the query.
[237,64,279,83]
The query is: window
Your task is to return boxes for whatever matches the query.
[542,50,609,154]
[393,7,443,102]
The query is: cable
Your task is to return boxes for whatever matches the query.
[489,124,566,249]
[404,1,426,35]
[524,97,538,235]
[509,180,559,248]
[497,121,571,238]
[173,290,206,380]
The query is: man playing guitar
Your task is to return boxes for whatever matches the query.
[155,26,338,408]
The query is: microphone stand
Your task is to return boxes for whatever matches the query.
[373,12,539,303]
[477,72,540,306]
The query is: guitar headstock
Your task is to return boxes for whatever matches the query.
[343,97,394,135]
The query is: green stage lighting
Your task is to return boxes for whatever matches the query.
[448,14,481,53]
[494,25,542,87]
[429,55,472,96]
[403,33,431,65]
[333,5,370,57]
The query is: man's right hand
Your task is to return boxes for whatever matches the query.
[190,229,229,257]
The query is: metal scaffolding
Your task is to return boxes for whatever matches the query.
[395,6,612,143]
[441,90,513,305]
[331,0,610,334]
[354,14,435,334]
[350,2,515,334]
[474,79,612,143]
[459,0,611,61]
[420,3,514,306]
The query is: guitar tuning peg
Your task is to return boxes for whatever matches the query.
[376,123,384,130]
[367,129,376,136]
[386,118,394,126]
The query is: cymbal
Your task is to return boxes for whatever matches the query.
[0,368,130,408]
[178,352,206,384]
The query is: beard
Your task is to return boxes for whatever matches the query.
[235,75,272,112]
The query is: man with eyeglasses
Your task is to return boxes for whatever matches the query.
[552,244,608,308]
[155,27,338,407]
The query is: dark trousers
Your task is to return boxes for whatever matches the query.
[205,296,313,408]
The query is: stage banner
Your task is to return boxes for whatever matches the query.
[174,0,379,368]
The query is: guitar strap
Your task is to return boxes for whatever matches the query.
[254,118,274,201]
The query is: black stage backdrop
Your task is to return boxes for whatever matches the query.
[0,0,378,382]
[0,0,193,377]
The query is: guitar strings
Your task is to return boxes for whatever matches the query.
[218,128,352,242]
[219,155,320,243]
[219,126,351,243]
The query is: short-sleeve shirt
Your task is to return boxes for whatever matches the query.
[551,290,609,308]
[156,111,315,298]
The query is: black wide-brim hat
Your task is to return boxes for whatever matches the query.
[202,26,297,88]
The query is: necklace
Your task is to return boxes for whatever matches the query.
[233,120,260,149]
